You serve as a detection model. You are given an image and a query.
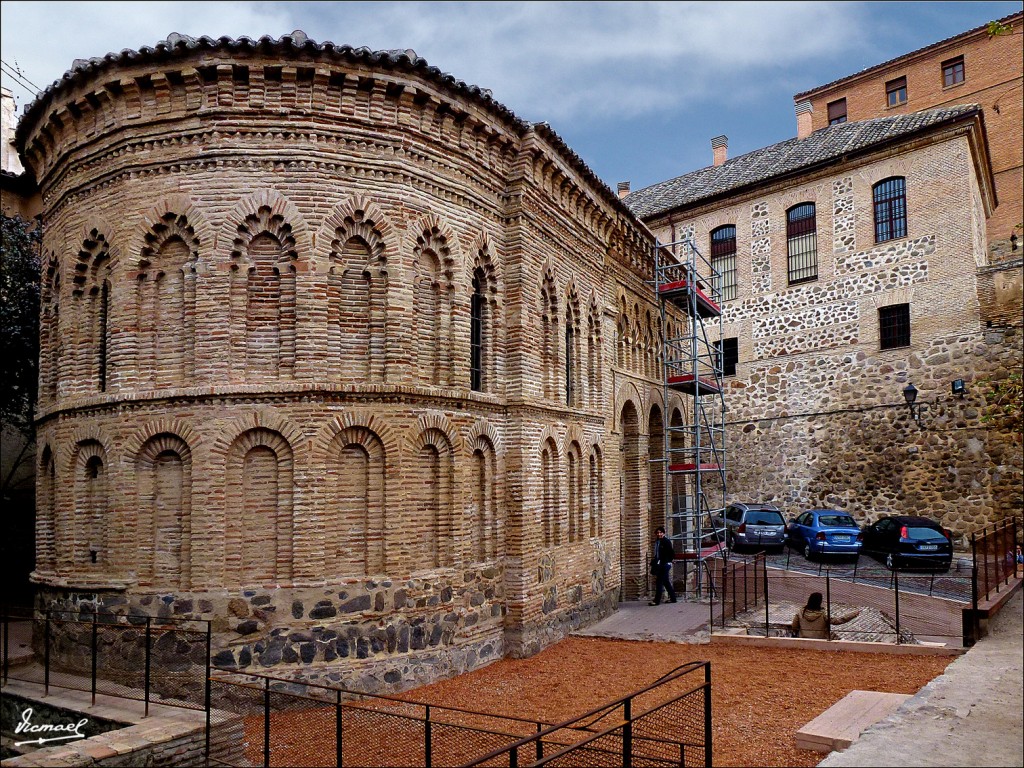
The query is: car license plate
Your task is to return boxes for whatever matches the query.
[919,544,938,551]
[834,535,851,542]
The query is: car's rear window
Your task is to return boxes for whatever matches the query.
[819,515,856,528]
[906,526,944,540]
[747,511,784,525]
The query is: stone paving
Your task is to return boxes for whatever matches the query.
[819,587,1023,767]
[576,580,1022,767]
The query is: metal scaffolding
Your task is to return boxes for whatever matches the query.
[653,237,728,597]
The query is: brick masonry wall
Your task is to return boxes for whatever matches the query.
[646,131,1023,536]
[20,41,671,689]
[800,13,1023,257]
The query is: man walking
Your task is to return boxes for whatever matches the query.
[649,526,677,605]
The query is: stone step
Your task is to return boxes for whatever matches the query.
[796,689,910,753]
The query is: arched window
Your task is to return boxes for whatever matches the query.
[587,301,602,408]
[567,441,583,542]
[230,207,298,382]
[471,272,484,391]
[38,447,57,572]
[588,446,604,537]
[41,259,61,402]
[225,428,294,587]
[73,442,108,568]
[565,321,575,405]
[409,429,455,569]
[137,434,192,590]
[411,227,454,387]
[469,435,499,562]
[541,271,558,399]
[541,439,559,546]
[332,238,373,379]
[786,203,818,284]
[873,177,907,243]
[328,427,386,575]
[72,231,113,393]
[709,225,737,302]
[326,207,388,383]
[139,213,200,388]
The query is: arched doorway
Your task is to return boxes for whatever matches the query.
[649,403,665,544]
[619,400,645,600]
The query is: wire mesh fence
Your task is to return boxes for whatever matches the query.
[207,669,553,767]
[462,661,711,768]
[1,605,210,715]
[707,555,975,645]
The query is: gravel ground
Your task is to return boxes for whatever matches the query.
[242,636,952,766]
[398,636,953,767]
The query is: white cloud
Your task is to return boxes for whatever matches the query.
[1,0,866,121]
[1,1,296,105]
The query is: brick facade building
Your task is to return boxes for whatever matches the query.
[13,33,685,689]
[793,11,1023,263]
[626,104,1022,537]
[7,21,1022,694]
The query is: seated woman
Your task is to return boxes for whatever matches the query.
[791,592,859,639]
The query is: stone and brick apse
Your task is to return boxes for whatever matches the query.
[17,32,688,689]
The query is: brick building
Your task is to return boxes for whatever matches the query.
[626,104,1022,536]
[6,20,1022,695]
[12,33,686,689]
[793,11,1023,262]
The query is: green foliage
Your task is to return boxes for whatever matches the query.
[986,19,1014,37]
[0,214,41,435]
[980,370,1023,435]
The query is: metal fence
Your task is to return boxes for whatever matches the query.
[707,555,975,645]
[1,605,211,717]
[207,669,556,767]
[972,517,1020,601]
[461,660,711,768]
[206,660,711,768]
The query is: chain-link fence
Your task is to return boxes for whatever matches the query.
[708,556,974,645]
[207,669,554,767]
[1,605,210,715]
[461,660,711,768]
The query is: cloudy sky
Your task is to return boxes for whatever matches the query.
[1,1,1019,192]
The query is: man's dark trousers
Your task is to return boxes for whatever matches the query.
[653,564,676,604]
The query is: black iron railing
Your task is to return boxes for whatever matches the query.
[460,660,712,768]
[1,605,210,717]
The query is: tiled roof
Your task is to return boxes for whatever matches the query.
[793,11,1021,99]
[623,104,981,220]
[16,31,642,228]
[18,31,528,133]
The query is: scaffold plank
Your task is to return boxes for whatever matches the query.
[667,373,722,396]
[657,279,722,318]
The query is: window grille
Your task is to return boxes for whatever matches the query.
[470,275,483,391]
[710,225,737,301]
[879,303,911,349]
[873,177,907,242]
[786,203,818,284]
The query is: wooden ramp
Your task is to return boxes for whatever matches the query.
[796,690,911,753]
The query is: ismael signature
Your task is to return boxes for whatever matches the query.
[14,707,89,747]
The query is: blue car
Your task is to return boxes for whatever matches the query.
[786,509,863,560]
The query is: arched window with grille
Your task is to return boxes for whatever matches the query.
[873,177,907,243]
[786,203,818,284]
[709,226,737,301]
[471,273,484,391]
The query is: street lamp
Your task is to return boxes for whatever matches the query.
[903,383,925,424]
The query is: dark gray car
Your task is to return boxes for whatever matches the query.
[715,503,787,553]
